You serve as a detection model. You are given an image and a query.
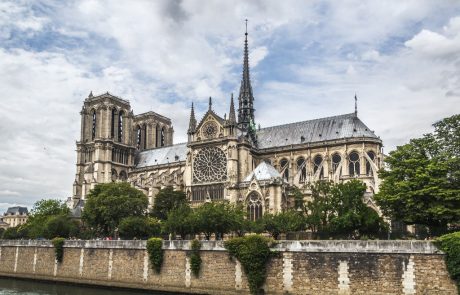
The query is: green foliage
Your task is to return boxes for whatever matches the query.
[224,235,273,295]
[118,216,161,240]
[190,239,201,277]
[51,237,65,263]
[305,180,387,239]
[25,199,70,239]
[43,215,79,239]
[435,232,460,291]
[263,211,305,240]
[376,114,460,235]
[151,187,187,220]
[82,182,148,237]
[163,204,195,238]
[146,237,164,273]
[0,228,4,238]
[193,202,244,240]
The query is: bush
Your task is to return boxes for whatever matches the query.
[435,232,460,292]
[43,215,80,239]
[190,239,201,277]
[146,237,163,273]
[51,237,65,263]
[224,235,273,295]
[119,217,161,240]
[1,226,28,240]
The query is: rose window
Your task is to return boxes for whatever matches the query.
[193,147,227,183]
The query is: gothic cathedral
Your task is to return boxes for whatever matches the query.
[71,29,383,220]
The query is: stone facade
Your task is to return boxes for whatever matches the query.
[0,207,28,228]
[70,30,384,218]
[0,240,456,294]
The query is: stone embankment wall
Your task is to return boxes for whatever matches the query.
[0,240,456,294]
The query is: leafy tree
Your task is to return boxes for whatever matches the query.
[118,216,161,240]
[25,199,70,238]
[0,228,4,238]
[305,180,387,239]
[43,215,79,239]
[151,187,187,220]
[376,114,460,235]
[263,211,305,240]
[82,182,148,237]
[194,202,242,240]
[163,204,195,238]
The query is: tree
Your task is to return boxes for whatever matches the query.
[82,182,148,237]
[0,228,4,238]
[305,180,387,239]
[375,114,460,235]
[194,202,242,240]
[43,215,80,239]
[118,216,161,240]
[263,211,305,239]
[163,204,195,238]
[24,199,70,239]
[151,187,187,220]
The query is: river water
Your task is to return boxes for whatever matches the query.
[0,277,187,295]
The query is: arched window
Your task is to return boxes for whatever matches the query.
[119,171,127,181]
[91,110,97,140]
[111,169,118,182]
[111,108,116,138]
[280,159,289,180]
[143,124,147,149]
[136,125,142,150]
[349,151,360,176]
[161,127,165,147]
[156,125,160,147]
[247,192,263,221]
[313,155,324,179]
[366,151,375,176]
[332,153,342,175]
[118,111,124,142]
[296,157,306,183]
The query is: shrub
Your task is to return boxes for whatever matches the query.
[119,216,161,239]
[51,237,65,263]
[435,232,460,292]
[190,239,201,277]
[224,235,273,295]
[146,237,163,273]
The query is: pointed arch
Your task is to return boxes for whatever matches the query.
[366,151,375,176]
[313,154,324,179]
[118,111,124,143]
[296,157,307,183]
[91,109,97,140]
[349,151,360,176]
[111,108,117,138]
[280,158,289,181]
[247,192,263,221]
[161,127,165,147]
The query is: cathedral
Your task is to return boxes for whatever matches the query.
[71,29,383,220]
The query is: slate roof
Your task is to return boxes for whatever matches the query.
[135,143,187,168]
[244,162,282,182]
[5,206,28,215]
[255,113,379,149]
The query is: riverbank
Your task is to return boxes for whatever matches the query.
[0,240,457,294]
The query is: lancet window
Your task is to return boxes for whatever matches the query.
[366,151,375,176]
[91,110,97,140]
[332,153,342,175]
[191,184,224,202]
[118,111,124,143]
[349,151,360,176]
[280,159,289,181]
[247,192,263,221]
[296,157,307,183]
[313,155,324,179]
[111,108,116,138]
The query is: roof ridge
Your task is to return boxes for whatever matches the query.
[258,113,356,131]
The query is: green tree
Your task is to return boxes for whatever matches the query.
[194,202,241,240]
[24,199,70,239]
[43,215,79,239]
[163,204,195,238]
[118,216,161,240]
[82,182,148,237]
[0,228,4,238]
[375,114,460,235]
[263,211,305,240]
[151,187,187,220]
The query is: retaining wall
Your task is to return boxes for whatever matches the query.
[0,240,456,294]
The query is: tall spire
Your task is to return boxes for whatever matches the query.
[229,93,236,124]
[208,96,212,110]
[354,93,358,117]
[188,102,197,134]
[237,19,255,132]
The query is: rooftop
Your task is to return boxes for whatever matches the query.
[135,143,187,168]
[244,161,282,182]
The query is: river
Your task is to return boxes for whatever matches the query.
[0,277,188,295]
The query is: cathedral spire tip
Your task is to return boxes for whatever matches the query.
[188,102,197,134]
[354,93,358,117]
[208,96,212,110]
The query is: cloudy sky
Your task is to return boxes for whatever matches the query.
[1,0,460,213]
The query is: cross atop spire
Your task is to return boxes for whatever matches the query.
[238,19,255,132]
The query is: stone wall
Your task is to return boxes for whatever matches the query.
[0,240,456,294]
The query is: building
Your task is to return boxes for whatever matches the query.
[70,29,383,219]
[1,207,28,228]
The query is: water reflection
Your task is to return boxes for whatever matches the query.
[0,277,188,295]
